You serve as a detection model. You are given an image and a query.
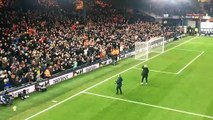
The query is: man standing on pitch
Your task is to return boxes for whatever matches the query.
[116,74,123,94]
[141,65,149,85]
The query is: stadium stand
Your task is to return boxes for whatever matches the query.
[0,0,182,91]
[142,0,203,17]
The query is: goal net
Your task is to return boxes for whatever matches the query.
[135,37,164,61]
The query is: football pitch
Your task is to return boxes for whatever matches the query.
[1,36,213,120]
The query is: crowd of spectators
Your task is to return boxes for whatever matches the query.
[0,0,9,8]
[0,2,182,91]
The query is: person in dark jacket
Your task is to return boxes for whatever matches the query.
[141,65,149,85]
[116,74,123,94]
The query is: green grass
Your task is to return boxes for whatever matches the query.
[1,36,213,120]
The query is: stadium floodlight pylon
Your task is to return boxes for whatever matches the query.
[135,37,164,61]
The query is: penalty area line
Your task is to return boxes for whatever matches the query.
[177,51,205,74]
[25,37,197,120]
[84,91,213,119]
[174,48,203,53]
[24,48,162,120]
[133,68,177,75]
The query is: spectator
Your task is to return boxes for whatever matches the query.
[0,1,181,91]
[44,66,51,78]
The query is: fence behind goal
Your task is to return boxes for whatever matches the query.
[135,37,164,61]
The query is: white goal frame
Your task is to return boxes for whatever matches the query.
[135,37,165,61]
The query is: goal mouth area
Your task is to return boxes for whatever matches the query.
[134,51,160,61]
[134,37,165,61]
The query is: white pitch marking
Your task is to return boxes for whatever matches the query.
[25,37,197,120]
[174,48,202,53]
[177,51,205,74]
[133,67,177,75]
[84,92,213,119]
[51,100,58,103]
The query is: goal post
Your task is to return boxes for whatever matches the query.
[134,37,165,61]
[134,42,149,61]
[148,37,165,54]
